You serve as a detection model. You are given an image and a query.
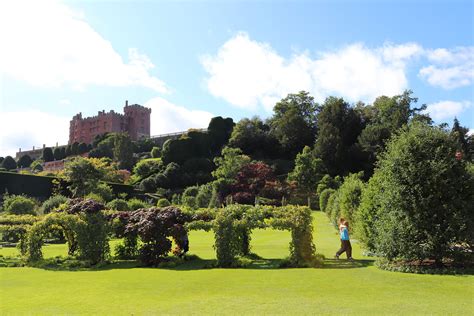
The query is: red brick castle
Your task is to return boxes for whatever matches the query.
[69,101,151,144]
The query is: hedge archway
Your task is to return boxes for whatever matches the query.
[21,212,80,262]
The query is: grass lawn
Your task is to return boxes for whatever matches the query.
[0,211,472,315]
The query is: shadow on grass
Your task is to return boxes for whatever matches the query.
[323,258,375,269]
[1,253,375,271]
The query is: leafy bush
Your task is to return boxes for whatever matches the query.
[357,123,474,265]
[325,191,340,226]
[125,207,189,265]
[319,188,335,213]
[156,198,170,207]
[92,182,114,202]
[0,214,38,242]
[106,199,130,211]
[127,198,150,210]
[40,195,68,214]
[23,198,109,264]
[182,196,197,210]
[336,173,365,225]
[2,194,38,215]
[196,184,213,208]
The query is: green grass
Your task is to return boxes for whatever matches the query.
[0,212,472,315]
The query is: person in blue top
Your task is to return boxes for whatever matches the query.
[335,218,353,261]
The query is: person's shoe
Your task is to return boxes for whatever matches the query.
[334,255,339,260]
[347,257,354,262]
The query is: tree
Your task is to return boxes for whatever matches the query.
[62,157,104,197]
[1,156,17,170]
[357,91,427,176]
[53,147,64,160]
[288,146,326,196]
[151,146,161,158]
[42,147,54,162]
[314,97,363,176]
[113,133,134,170]
[78,142,88,154]
[17,154,33,168]
[356,123,473,264]
[269,91,319,158]
[71,142,80,155]
[228,116,280,159]
[65,145,72,157]
[230,162,277,205]
[132,158,163,183]
[134,137,156,153]
[451,117,472,161]
[212,147,251,182]
[207,116,234,153]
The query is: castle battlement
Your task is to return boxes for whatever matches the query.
[69,100,151,144]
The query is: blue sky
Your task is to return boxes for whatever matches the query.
[0,0,473,156]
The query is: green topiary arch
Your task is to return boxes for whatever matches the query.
[21,199,110,264]
[20,212,80,262]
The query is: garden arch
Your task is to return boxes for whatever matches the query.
[187,205,316,267]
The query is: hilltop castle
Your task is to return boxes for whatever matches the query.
[69,101,151,144]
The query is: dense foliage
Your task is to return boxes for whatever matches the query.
[355,123,473,265]
[124,207,189,265]
[22,199,110,264]
[2,194,38,215]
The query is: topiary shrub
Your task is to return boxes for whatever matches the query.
[22,198,109,264]
[319,188,335,213]
[358,123,474,266]
[336,172,365,226]
[40,195,68,214]
[0,214,38,243]
[127,198,150,210]
[106,198,130,211]
[156,198,170,207]
[2,194,38,215]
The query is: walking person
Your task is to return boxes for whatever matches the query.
[335,218,353,261]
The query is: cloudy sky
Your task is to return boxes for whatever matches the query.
[0,0,473,156]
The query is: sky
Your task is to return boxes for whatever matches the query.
[0,0,473,157]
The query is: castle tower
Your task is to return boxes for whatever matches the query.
[124,101,151,140]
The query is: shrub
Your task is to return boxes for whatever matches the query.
[84,193,105,203]
[1,156,17,170]
[125,207,189,265]
[40,195,68,214]
[196,184,213,208]
[23,199,109,264]
[319,188,335,213]
[2,194,37,215]
[336,173,365,226]
[0,214,38,242]
[127,198,150,210]
[92,182,114,202]
[106,199,130,211]
[359,123,474,265]
[325,191,340,226]
[182,185,199,198]
[182,196,197,210]
[156,198,170,207]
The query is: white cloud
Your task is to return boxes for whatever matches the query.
[145,97,214,135]
[423,100,472,121]
[419,47,474,89]
[0,0,168,93]
[0,110,70,157]
[201,32,421,111]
